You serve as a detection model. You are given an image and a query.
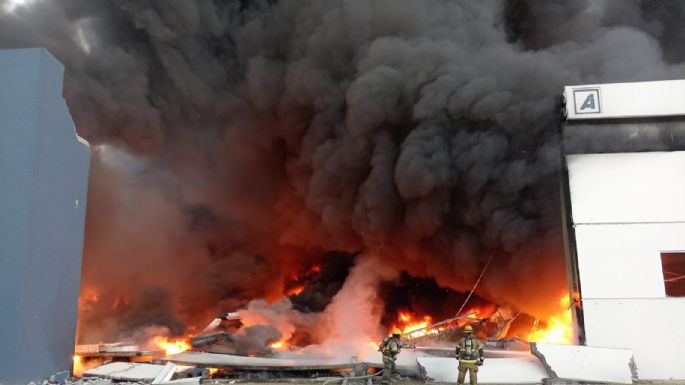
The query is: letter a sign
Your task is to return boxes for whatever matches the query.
[573,89,601,114]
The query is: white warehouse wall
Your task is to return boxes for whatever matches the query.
[567,151,685,380]
[568,152,685,224]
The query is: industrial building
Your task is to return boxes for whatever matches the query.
[562,79,685,380]
[0,48,90,385]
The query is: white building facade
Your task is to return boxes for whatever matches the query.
[562,80,685,380]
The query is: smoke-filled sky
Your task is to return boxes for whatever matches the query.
[2,0,685,345]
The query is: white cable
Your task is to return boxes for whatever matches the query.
[455,243,498,318]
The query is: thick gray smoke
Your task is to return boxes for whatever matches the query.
[2,0,685,343]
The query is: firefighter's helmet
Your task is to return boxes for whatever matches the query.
[464,325,473,333]
[392,328,402,336]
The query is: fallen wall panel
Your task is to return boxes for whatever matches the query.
[84,362,175,382]
[532,343,634,384]
[165,351,358,370]
[417,356,547,384]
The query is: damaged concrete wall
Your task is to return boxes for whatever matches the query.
[567,151,685,380]
[532,343,635,384]
[416,356,547,384]
[0,48,90,385]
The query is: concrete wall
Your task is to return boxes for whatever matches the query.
[567,151,685,380]
[0,49,90,385]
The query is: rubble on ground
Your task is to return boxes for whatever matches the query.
[83,362,176,383]
[40,311,640,385]
[36,363,202,385]
[39,340,642,385]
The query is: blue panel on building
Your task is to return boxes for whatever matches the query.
[0,48,90,385]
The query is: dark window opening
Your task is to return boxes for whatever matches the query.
[661,252,685,297]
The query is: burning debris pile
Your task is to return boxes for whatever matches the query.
[71,288,576,382]
[397,295,575,348]
[75,259,576,364]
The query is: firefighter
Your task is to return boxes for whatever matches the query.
[378,328,414,385]
[455,325,484,385]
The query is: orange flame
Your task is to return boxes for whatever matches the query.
[390,311,436,337]
[283,264,321,296]
[153,336,190,356]
[285,285,305,296]
[270,340,287,350]
[463,304,496,319]
[393,304,497,337]
[72,354,84,377]
[527,294,574,344]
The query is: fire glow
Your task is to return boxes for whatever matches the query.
[75,260,576,360]
[72,355,84,377]
[392,311,436,337]
[285,285,305,296]
[77,287,100,312]
[283,264,321,297]
[270,340,287,350]
[527,294,574,344]
[153,336,190,356]
[387,298,573,345]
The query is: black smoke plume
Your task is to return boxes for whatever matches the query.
[2,0,685,343]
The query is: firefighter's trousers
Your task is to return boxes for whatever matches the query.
[382,355,397,384]
[457,361,478,385]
